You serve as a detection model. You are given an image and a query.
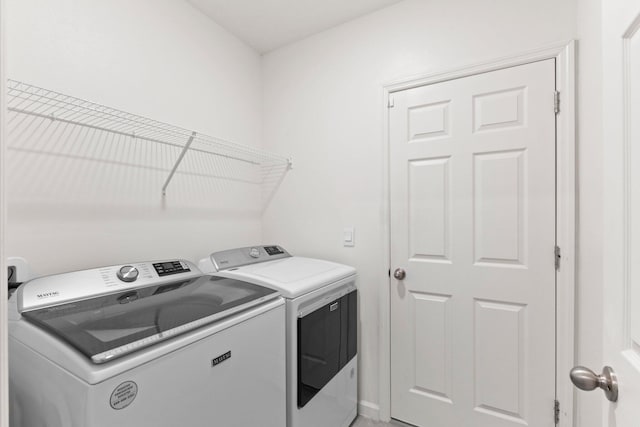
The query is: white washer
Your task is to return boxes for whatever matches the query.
[8,259,286,427]
[199,245,358,427]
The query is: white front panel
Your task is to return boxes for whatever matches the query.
[89,304,286,427]
[10,303,286,427]
[390,59,556,427]
[603,2,640,426]
[291,359,358,427]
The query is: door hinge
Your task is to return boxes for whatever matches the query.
[554,399,560,424]
[388,95,395,108]
[554,91,560,114]
[555,246,561,271]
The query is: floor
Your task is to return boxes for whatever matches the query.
[352,416,412,427]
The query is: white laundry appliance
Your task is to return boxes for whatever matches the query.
[8,259,286,427]
[199,246,358,427]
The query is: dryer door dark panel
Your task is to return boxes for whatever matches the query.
[297,289,357,408]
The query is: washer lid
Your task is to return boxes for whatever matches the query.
[20,274,279,364]
[218,257,356,298]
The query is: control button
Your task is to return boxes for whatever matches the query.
[249,247,260,258]
[117,266,139,282]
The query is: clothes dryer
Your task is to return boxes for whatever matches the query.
[199,246,358,427]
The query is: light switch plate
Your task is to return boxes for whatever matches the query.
[343,227,355,247]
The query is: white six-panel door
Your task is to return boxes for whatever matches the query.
[390,59,557,427]
[602,0,640,425]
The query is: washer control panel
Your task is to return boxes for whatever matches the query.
[152,261,191,277]
[17,259,201,312]
[208,245,291,271]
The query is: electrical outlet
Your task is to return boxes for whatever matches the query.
[7,257,33,284]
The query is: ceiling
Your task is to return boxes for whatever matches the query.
[186,0,404,53]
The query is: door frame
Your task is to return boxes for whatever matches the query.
[0,0,9,427]
[0,0,8,425]
[377,40,576,426]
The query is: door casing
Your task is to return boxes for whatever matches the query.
[0,0,8,425]
[378,40,576,427]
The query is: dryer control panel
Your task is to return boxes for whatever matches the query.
[206,245,291,271]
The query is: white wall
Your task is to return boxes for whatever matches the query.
[5,0,264,274]
[261,0,579,418]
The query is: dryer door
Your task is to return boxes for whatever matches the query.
[297,289,357,408]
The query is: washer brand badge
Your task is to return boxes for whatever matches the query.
[36,291,59,299]
[110,381,138,410]
[211,351,231,367]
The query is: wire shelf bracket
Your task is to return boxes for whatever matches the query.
[162,131,196,196]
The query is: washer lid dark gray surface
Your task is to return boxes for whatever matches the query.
[21,275,279,363]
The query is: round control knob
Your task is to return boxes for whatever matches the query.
[249,247,260,258]
[117,266,139,283]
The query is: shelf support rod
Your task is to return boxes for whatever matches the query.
[162,131,196,196]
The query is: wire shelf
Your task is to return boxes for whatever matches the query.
[6,79,292,196]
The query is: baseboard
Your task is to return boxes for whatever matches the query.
[358,400,380,421]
